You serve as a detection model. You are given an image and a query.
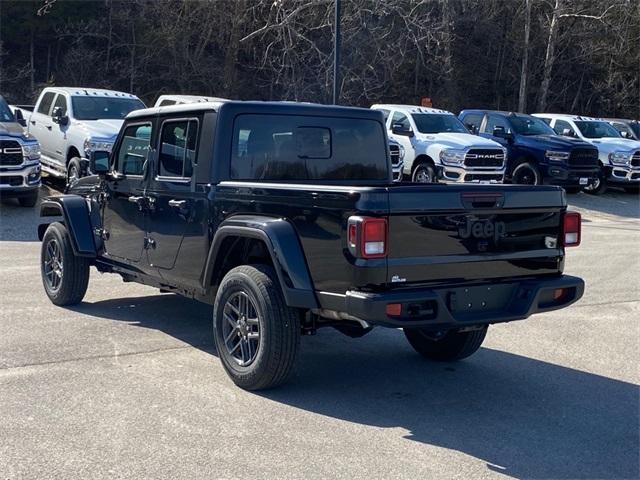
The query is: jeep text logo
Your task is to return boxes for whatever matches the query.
[459,219,506,242]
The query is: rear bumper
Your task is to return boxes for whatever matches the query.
[319,275,584,329]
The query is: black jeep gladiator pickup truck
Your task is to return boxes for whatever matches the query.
[38,101,584,390]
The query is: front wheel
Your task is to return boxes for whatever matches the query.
[412,163,436,183]
[404,326,488,361]
[213,265,300,390]
[66,158,84,187]
[41,222,90,306]
[584,170,607,195]
[511,162,541,185]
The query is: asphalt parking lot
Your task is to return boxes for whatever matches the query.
[1,182,639,480]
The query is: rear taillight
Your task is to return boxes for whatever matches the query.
[562,211,581,247]
[347,216,388,258]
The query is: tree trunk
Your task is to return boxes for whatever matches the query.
[30,21,35,93]
[518,0,531,112]
[537,0,561,112]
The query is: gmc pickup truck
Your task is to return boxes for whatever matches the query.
[0,95,41,206]
[15,87,145,184]
[38,101,585,390]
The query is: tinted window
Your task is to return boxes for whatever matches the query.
[52,94,68,116]
[116,123,152,175]
[412,113,468,134]
[37,92,55,115]
[159,99,177,107]
[71,96,145,120]
[391,111,411,130]
[231,114,388,182]
[574,121,620,139]
[484,114,509,134]
[553,119,575,135]
[462,113,483,132]
[0,97,15,122]
[509,115,555,135]
[158,119,198,178]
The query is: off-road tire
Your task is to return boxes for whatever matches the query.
[213,265,300,390]
[412,163,436,183]
[404,326,488,361]
[40,222,90,306]
[18,190,38,207]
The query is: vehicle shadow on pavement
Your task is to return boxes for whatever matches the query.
[69,294,638,479]
[568,190,640,220]
[269,328,639,480]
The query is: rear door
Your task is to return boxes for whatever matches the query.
[145,116,209,287]
[102,121,153,263]
[385,184,565,286]
[29,91,56,160]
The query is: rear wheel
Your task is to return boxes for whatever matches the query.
[40,222,90,306]
[18,190,38,207]
[412,163,436,183]
[404,326,488,361]
[213,265,300,390]
[511,162,541,185]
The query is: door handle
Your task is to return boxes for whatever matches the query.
[168,199,187,209]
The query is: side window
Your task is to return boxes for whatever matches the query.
[37,92,55,115]
[159,99,176,107]
[52,94,68,116]
[391,111,411,130]
[158,119,198,178]
[539,117,552,125]
[116,123,152,176]
[484,115,509,134]
[553,119,574,135]
[462,113,482,133]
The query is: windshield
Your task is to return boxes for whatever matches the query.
[510,115,555,136]
[71,96,145,120]
[411,114,468,134]
[0,97,15,122]
[574,121,621,139]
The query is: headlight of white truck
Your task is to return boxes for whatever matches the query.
[397,144,405,161]
[545,151,570,162]
[84,138,114,156]
[440,149,466,166]
[22,143,41,160]
[609,151,632,166]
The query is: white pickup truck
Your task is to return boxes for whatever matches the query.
[371,104,506,183]
[14,87,145,183]
[533,113,640,194]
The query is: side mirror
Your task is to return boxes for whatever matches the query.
[14,109,27,127]
[52,107,69,126]
[90,150,110,175]
[562,128,574,137]
[391,122,414,137]
[620,131,629,138]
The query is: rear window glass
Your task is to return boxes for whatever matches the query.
[230,114,388,182]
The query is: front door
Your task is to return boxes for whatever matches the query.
[388,111,416,167]
[102,121,153,263]
[145,117,208,287]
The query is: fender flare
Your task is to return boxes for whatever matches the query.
[202,215,318,309]
[38,195,97,257]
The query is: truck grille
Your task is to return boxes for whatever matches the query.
[464,149,504,168]
[632,151,640,167]
[0,175,23,186]
[568,148,598,167]
[0,140,23,166]
[389,143,401,166]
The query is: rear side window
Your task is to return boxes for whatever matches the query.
[159,99,177,107]
[158,119,198,178]
[116,123,152,175]
[230,114,388,182]
[553,119,575,135]
[461,113,483,132]
[37,92,55,115]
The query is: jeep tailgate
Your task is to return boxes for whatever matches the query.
[386,184,566,286]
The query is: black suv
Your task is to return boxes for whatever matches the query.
[38,101,585,390]
[459,110,599,192]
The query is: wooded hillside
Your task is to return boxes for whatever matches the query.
[1,0,638,117]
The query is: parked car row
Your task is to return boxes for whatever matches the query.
[2,86,638,208]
